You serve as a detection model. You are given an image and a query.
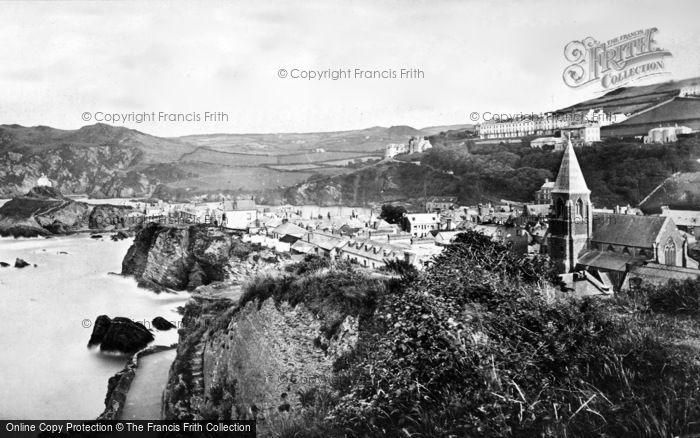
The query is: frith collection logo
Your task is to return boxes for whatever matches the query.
[563,28,672,90]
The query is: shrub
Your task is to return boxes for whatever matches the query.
[330,230,700,437]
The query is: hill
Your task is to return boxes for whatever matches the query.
[284,135,700,208]
[0,123,424,199]
[555,76,700,115]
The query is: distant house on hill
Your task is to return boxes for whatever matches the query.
[535,179,555,204]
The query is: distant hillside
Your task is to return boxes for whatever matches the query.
[286,135,700,208]
[0,123,424,199]
[555,76,700,115]
[420,124,475,135]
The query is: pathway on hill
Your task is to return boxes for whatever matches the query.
[120,349,177,420]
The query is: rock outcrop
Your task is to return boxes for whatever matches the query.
[152,316,177,331]
[121,223,277,291]
[87,315,154,354]
[162,294,359,426]
[0,186,134,237]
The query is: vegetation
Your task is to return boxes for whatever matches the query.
[416,135,700,207]
[379,204,407,225]
[240,255,384,338]
[325,231,700,437]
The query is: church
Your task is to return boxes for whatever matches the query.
[546,141,699,294]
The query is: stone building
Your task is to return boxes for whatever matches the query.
[547,140,699,292]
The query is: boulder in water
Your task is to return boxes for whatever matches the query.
[87,315,154,353]
[0,261,9,267]
[14,258,30,268]
[152,316,177,331]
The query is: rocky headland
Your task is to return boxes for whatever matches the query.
[121,223,283,291]
[0,186,134,237]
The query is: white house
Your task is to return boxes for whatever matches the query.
[404,213,440,238]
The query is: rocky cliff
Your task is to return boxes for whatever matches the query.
[121,223,283,291]
[161,289,360,430]
[0,186,134,237]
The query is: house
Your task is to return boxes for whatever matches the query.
[338,238,411,269]
[547,139,699,292]
[221,199,258,230]
[425,196,457,213]
[535,179,555,204]
[431,230,461,246]
[404,213,440,238]
[644,125,694,144]
[270,222,308,243]
[303,231,348,259]
[660,206,700,237]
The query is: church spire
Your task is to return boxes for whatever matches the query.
[552,139,589,195]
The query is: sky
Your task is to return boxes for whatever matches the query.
[0,0,699,137]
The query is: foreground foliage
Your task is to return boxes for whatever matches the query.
[329,231,700,437]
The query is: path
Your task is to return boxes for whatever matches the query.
[120,349,177,420]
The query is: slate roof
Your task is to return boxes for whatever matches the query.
[272,222,307,237]
[552,140,590,194]
[629,263,700,283]
[577,250,645,272]
[591,214,667,248]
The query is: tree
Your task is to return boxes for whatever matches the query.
[379,204,407,225]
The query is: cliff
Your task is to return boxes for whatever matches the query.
[0,186,134,237]
[121,223,283,291]
[159,258,378,435]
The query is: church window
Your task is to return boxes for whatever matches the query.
[575,198,584,218]
[664,239,677,266]
[556,199,564,218]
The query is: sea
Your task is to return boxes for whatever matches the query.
[0,233,188,420]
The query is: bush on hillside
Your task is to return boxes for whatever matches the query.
[330,230,700,437]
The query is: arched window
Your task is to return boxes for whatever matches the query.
[575,198,584,218]
[665,239,677,266]
[556,199,564,218]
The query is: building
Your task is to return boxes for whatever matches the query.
[404,212,440,238]
[531,136,564,150]
[384,137,432,158]
[269,222,307,242]
[660,206,700,237]
[338,238,411,269]
[223,199,257,230]
[547,140,699,291]
[644,125,693,144]
[425,196,457,213]
[535,179,555,204]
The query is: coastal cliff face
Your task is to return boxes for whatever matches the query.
[161,292,359,427]
[0,186,133,237]
[121,223,282,291]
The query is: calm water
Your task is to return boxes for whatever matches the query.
[0,234,188,419]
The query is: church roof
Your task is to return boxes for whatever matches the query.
[591,214,668,248]
[551,140,590,194]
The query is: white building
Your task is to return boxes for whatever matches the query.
[404,212,440,238]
